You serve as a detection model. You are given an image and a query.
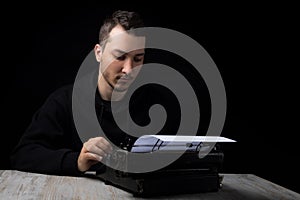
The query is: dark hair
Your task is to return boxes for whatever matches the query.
[99,10,144,47]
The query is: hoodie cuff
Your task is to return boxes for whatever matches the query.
[61,151,84,176]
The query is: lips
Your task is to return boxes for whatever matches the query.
[117,75,133,81]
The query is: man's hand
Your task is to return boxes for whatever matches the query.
[77,137,113,172]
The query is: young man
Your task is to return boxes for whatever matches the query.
[10,10,180,176]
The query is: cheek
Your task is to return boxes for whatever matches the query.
[103,63,121,77]
[132,65,142,75]
[101,59,117,73]
[100,53,114,71]
[109,62,123,72]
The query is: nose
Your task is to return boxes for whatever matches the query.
[122,58,133,74]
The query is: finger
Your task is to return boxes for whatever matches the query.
[84,143,108,157]
[93,137,113,153]
[97,137,112,149]
[95,142,112,154]
[85,152,103,162]
[85,137,113,154]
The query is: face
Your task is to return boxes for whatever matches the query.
[95,25,145,97]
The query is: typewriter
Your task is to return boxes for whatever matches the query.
[86,135,234,197]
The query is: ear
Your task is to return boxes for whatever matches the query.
[94,44,102,62]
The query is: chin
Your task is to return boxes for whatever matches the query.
[113,86,128,92]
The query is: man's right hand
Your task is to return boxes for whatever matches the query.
[77,137,113,172]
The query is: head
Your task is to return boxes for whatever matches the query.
[94,10,145,100]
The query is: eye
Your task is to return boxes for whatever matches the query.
[134,56,143,62]
[115,55,126,61]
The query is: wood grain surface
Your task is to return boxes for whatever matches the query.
[0,170,299,200]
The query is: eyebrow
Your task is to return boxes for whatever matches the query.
[112,49,145,57]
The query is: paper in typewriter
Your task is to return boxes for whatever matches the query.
[131,135,236,153]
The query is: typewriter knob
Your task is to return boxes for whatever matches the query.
[120,137,133,150]
[136,179,144,194]
[219,174,224,188]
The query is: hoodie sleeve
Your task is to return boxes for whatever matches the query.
[10,86,84,176]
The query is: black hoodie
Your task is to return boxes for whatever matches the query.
[10,83,181,176]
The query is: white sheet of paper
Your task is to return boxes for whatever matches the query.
[137,135,236,143]
[131,135,236,152]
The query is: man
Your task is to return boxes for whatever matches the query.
[10,10,180,176]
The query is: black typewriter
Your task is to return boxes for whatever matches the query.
[86,135,233,197]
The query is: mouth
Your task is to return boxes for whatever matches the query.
[117,75,133,82]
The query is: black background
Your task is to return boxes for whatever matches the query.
[6,2,299,193]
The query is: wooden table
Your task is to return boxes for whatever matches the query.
[0,170,299,199]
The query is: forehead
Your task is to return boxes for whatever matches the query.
[105,25,145,53]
